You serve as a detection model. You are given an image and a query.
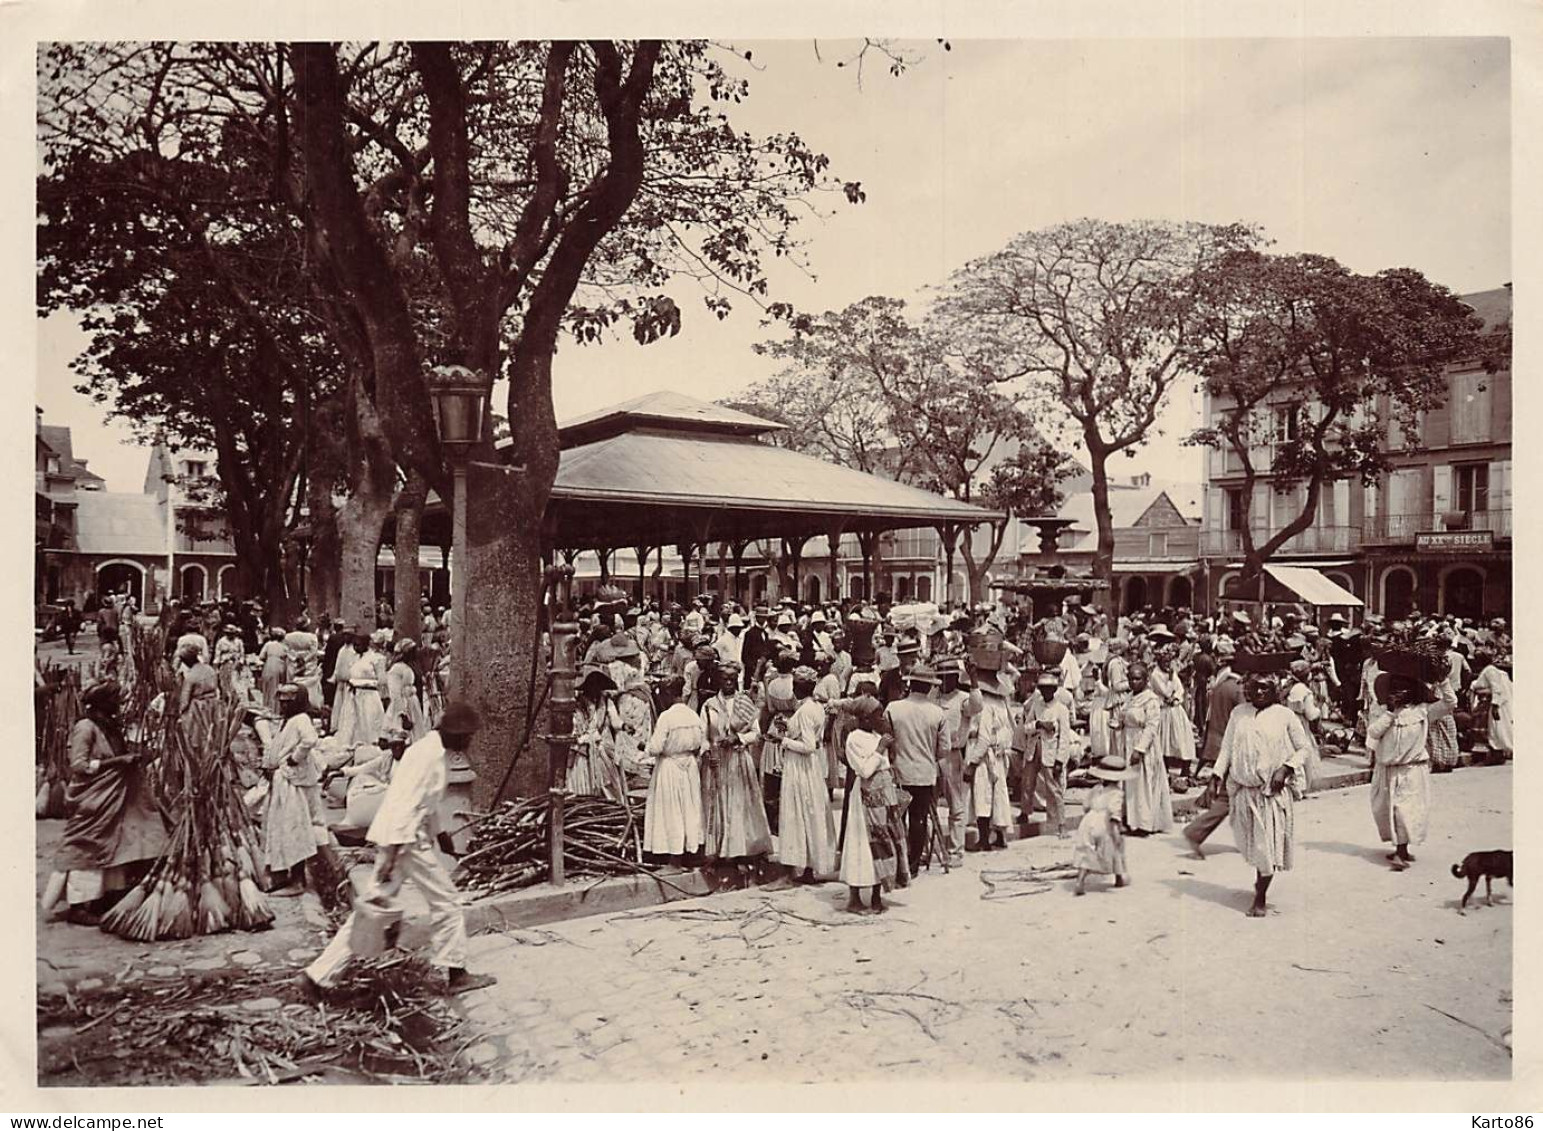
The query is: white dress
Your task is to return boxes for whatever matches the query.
[778,699,836,873]
[1367,703,1433,847]
[643,703,707,855]
[1471,664,1513,753]
[968,696,1014,828]
[1216,704,1309,875]
[839,730,885,888]
[336,655,386,752]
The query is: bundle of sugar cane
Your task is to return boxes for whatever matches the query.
[35,665,80,819]
[103,693,273,940]
[454,794,648,895]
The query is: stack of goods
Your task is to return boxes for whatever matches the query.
[454,794,647,896]
[35,663,80,819]
[1373,637,1449,684]
[101,696,275,940]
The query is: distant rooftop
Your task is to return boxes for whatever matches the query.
[1459,285,1511,334]
[557,390,784,449]
[37,422,107,489]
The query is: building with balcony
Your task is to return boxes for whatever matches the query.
[1198,284,1511,620]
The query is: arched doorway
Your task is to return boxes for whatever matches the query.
[1381,566,1416,620]
[896,576,913,602]
[1123,575,1148,614]
[180,563,207,603]
[805,575,821,605]
[1166,575,1192,609]
[1441,566,1485,621]
[917,575,933,603]
[217,564,236,600]
[96,560,145,607]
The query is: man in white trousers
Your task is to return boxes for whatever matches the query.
[300,700,495,998]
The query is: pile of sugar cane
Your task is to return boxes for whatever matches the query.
[34,662,80,818]
[455,794,651,895]
[37,956,477,1086]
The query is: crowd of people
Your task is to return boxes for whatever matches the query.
[557,589,1514,916]
[42,580,1514,993]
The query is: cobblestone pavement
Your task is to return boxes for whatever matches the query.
[455,766,1513,1083]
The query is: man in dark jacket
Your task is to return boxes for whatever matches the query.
[322,621,350,710]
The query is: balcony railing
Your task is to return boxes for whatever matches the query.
[1363,509,1512,545]
[1202,525,1362,557]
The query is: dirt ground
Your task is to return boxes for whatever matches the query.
[452,764,1513,1083]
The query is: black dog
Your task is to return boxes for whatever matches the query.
[1452,850,1513,909]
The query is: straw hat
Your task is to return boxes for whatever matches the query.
[906,665,940,688]
[1089,755,1136,782]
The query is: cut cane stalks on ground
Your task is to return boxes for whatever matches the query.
[37,956,479,1086]
[455,794,676,895]
[978,864,1079,900]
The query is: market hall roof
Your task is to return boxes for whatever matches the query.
[480,390,1002,550]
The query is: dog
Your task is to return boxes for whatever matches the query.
[1452,850,1513,910]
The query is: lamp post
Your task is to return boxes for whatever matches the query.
[427,365,490,696]
[428,366,490,844]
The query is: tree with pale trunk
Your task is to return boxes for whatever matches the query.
[1181,250,1489,585]
[934,219,1263,617]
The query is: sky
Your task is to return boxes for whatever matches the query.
[34,36,1511,492]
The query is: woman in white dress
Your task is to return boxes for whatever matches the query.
[838,697,910,913]
[341,727,407,831]
[642,676,706,867]
[1151,647,1198,777]
[1367,672,1441,871]
[262,684,324,893]
[329,632,361,734]
[967,671,1015,852]
[335,639,387,753]
[385,638,428,742]
[1470,651,1513,761]
[775,666,836,885]
[1117,661,1173,835]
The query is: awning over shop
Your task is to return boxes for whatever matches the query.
[1223,564,1363,607]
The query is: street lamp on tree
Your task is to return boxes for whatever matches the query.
[427,366,490,842]
[427,364,490,700]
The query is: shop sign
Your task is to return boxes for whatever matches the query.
[1414,530,1494,552]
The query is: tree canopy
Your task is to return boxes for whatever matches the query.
[743,295,1079,601]
[1181,250,1487,570]
[934,218,1262,613]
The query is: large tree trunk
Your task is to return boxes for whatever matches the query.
[337,482,392,635]
[1087,438,1118,621]
[306,475,342,619]
[464,463,548,807]
[393,469,428,641]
